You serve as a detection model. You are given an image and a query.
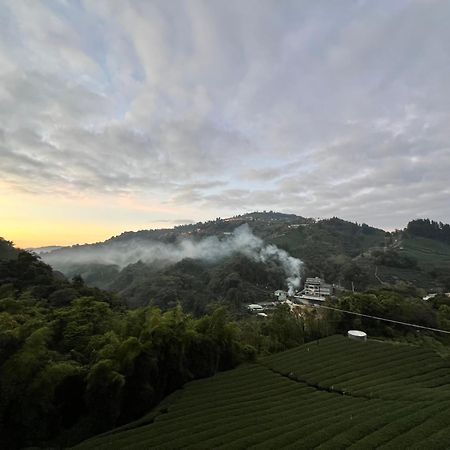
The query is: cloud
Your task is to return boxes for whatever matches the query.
[1,0,450,230]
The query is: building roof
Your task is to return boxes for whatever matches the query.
[294,294,326,302]
[348,330,367,338]
[247,304,263,309]
[305,277,323,284]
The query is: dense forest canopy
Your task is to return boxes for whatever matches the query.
[0,241,308,448]
[0,237,18,261]
[407,219,450,244]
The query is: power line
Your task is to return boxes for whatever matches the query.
[311,303,450,335]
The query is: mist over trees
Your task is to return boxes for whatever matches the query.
[41,223,303,311]
[30,214,450,312]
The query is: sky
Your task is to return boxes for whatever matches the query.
[1,0,450,247]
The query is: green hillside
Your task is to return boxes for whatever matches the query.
[401,236,450,270]
[370,235,450,290]
[0,237,18,261]
[41,214,388,309]
[39,214,450,307]
[75,336,450,449]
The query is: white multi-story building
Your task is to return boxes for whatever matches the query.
[303,277,333,297]
[294,277,333,305]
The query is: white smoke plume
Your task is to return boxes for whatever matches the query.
[43,224,303,293]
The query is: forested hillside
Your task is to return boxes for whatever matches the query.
[37,214,383,310]
[37,214,450,313]
[107,254,286,312]
[0,240,309,448]
[407,219,450,244]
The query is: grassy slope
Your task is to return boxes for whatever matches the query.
[271,224,450,290]
[373,236,450,289]
[75,336,450,450]
[401,236,450,270]
[270,223,385,260]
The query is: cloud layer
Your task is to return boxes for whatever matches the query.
[1,0,450,231]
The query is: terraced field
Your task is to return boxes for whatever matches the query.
[75,336,450,449]
[401,236,450,270]
[374,236,450,287]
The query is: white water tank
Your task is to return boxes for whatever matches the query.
[348,330,367,341]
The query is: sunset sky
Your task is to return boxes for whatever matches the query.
[1,0,450,248]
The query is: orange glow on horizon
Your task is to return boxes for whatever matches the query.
[0,185,199,248]
[3,223,116,248]
[2,219,188,249]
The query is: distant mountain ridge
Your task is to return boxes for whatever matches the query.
[7,212,450,310]
[27,245,65,254]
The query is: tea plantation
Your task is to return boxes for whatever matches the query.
[75,336,450,449]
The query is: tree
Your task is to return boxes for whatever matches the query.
[85,360,125,432]
[342,263,369,291]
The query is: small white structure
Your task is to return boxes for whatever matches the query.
[423,293,438,301]
[348,330,367,341]
[274,290,287,301]
[294,294,326,305]
[247,304,264,312]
